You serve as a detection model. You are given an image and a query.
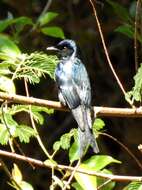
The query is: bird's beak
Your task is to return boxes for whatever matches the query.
[46,46,58,51]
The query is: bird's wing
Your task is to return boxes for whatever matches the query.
[72,58,91,106]
[59,84,80,109]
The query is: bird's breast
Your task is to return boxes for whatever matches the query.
[55,61,73,86]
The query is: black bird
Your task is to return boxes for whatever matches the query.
[47,39,99,157]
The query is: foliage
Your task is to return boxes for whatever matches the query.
[123,181,142,190]
[73,155,120,190]
[126,63,142,103]
[107,0,142,43]
[9,164,33,190]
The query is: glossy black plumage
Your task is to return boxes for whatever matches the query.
[47,39,99,157]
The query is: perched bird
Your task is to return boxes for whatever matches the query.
[47,39,99,157]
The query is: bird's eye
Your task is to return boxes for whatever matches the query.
[63,46,67,50]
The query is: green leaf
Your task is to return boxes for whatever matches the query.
[16,125,36,143]
[14,17,33,34]
[0,34,21,59]
[0,62,11,75]
[74,155,120,190]
[107,0,132,23]
[19,181,34,190]
[2,113,17,136]
[93,118,105,131]
[9,105,54,125]
[72,182,84,190]
[53,141,61,152]
[39,12,58,26]
[0,124,10,145]
[74,164,97,190]
[69,141,80,163]
[44,159,57,167]
[97,169,116,190]
[0,16,33,32]
[125,63,142,103]
[123,181,142,190]
[12,164,22,183]
[15,52,58,83]
[115,24,134,38]
[0,18,13,32]
[83,155,121,171]
[60,133,71,150]
[14,17,33,26]
[0,76,16,94]
[41,26,65,39]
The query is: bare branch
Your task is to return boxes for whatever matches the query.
[1,92,142,117]
[0,149,142,182]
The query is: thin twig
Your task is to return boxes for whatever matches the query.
[62,159,81,190]
[30,0,53,33]
[89,0,133,107]
[39,0,52,18]
[1,92,142,117]
[0,149,142,182]
[24,79,52,159]
[97,178,112,190]
[100,133,142,170]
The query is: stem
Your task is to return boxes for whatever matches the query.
[24,79,52,159]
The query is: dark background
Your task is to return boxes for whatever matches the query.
[0,0,141,189]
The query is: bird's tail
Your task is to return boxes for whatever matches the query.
[71,106,99,157]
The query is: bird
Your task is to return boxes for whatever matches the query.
[47,39,99,157]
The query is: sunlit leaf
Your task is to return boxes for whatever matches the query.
[41,26,65,39]
[60,133,71,150]
[44,159,57,166]
[0,34,21,59]
[75,164,97,190]
[93,118,105,132]
[8,105,54,125]
[16,125,36,143]
[0,124,10,145]
[83,155,121,171]
[0,76,16,94]
[53,141,61,151]
[72,182,84,190]
[12,164,22,183]
[125,63,142,103]
[69,141,80,163]
[15,52,58,83]
[20,181,34,190]
[39,12,58,26]
[97,169,116,190]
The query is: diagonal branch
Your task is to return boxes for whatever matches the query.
[0,92,142,118]
[0,149,142,182]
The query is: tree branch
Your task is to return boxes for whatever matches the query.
[0,149,142,182]
[0,92,142,117]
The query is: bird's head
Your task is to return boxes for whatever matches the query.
[47,39,77,59]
